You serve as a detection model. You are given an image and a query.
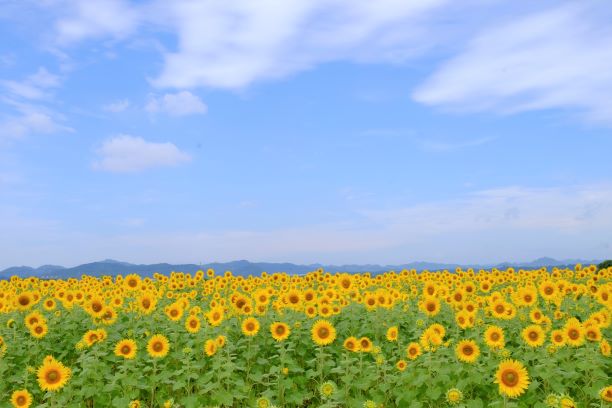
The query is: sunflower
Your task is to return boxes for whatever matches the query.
[550,329,566,347]
[343,336,360,352]
[241,317,260,337]
[216,335,227,348]
[446,388,463,405]
[206,307,224,327]
[386,326,398,342]
[10,389,32,408]
[270,322,291,342]
[396,359,407,371]
[584,325,602,342]
[600,339,611,356]
[311,320,336,346]
[406,342,422,360]
[204,339,217,356]
[29,323,48,339]
[420,296,440,317]
[484,326,505,349]
[185,316,201,334]
[495,359,529,398]
[147,334,170,358]
[24,311,45,329]
[455,340,480,363]
[564,319,585,347]
[255,397,270,408]
[37,356,71,392]
[319,381,337,399]
[83,330,101,347]
[359,337,373,352]
[600,386,612,402]
[114,339,137,359]
[15,292,33,311]
[522,325,545,347]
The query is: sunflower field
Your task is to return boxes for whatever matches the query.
[0,265,611,408]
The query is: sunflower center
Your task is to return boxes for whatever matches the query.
[545,287,553,295]
[426,303,435,312]
[568,329,579,339]
[275,326,285,335]
[18,296,30,306]
[92,303,102,312]
[409,347,416,355]
[528,331,538,340]
[495,305,504,313]
[16,396,26,405]
[190,320,198,328]
[318,328,330,338]
[463,345,473,356]
[142,299,151,308]
[501,369,519,386]
[153,342,163,352]
[35,326,43,334]
[246,323,255,331]
[121,345,131,354]
[491,332,500,341]
[46,369,60,383]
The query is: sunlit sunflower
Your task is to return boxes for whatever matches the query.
[455,340,480,363]
[204,339,217,356]
[241,317,260,337]
[270,322,291,342]
[10,389,32,408]
[484,326,505,349]
[29,323,48,339]
[311,320,336,346]
[420,296,440,317]
[522,325,545,348]
[147,334,170,358]
[359,337,373,352]
[185,316,201,334]
[550,329,566,347]
[114,339,137,359]
[386,326,398,342]
[343,336,360,352]
[564,319,585,347]
[37,356,71,392]
[599,385,612,402]
[396,359,407,371]
[495,359,529,398]
[216,335,227,348]
[406,342,422,360]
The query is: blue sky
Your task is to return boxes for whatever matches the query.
[1,0,611,268]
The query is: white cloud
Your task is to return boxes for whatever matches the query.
[145,91,207,116]
[103,99,130,112]
[54,0,139,44]
[0,102,72,143]
[413,3,612,123]
[1,67,60,100]
[44,0,451,88]
[93,134,191,173]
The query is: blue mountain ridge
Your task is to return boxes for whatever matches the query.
[0,257,603,280]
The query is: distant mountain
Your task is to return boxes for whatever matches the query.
[0,257,604,280]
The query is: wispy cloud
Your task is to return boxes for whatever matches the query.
[413,3,612,124]
[418,136,496,152]
[1,67,60,100]
[92,134,191,173]
[145,91,207,116]
[103,99,130,113]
